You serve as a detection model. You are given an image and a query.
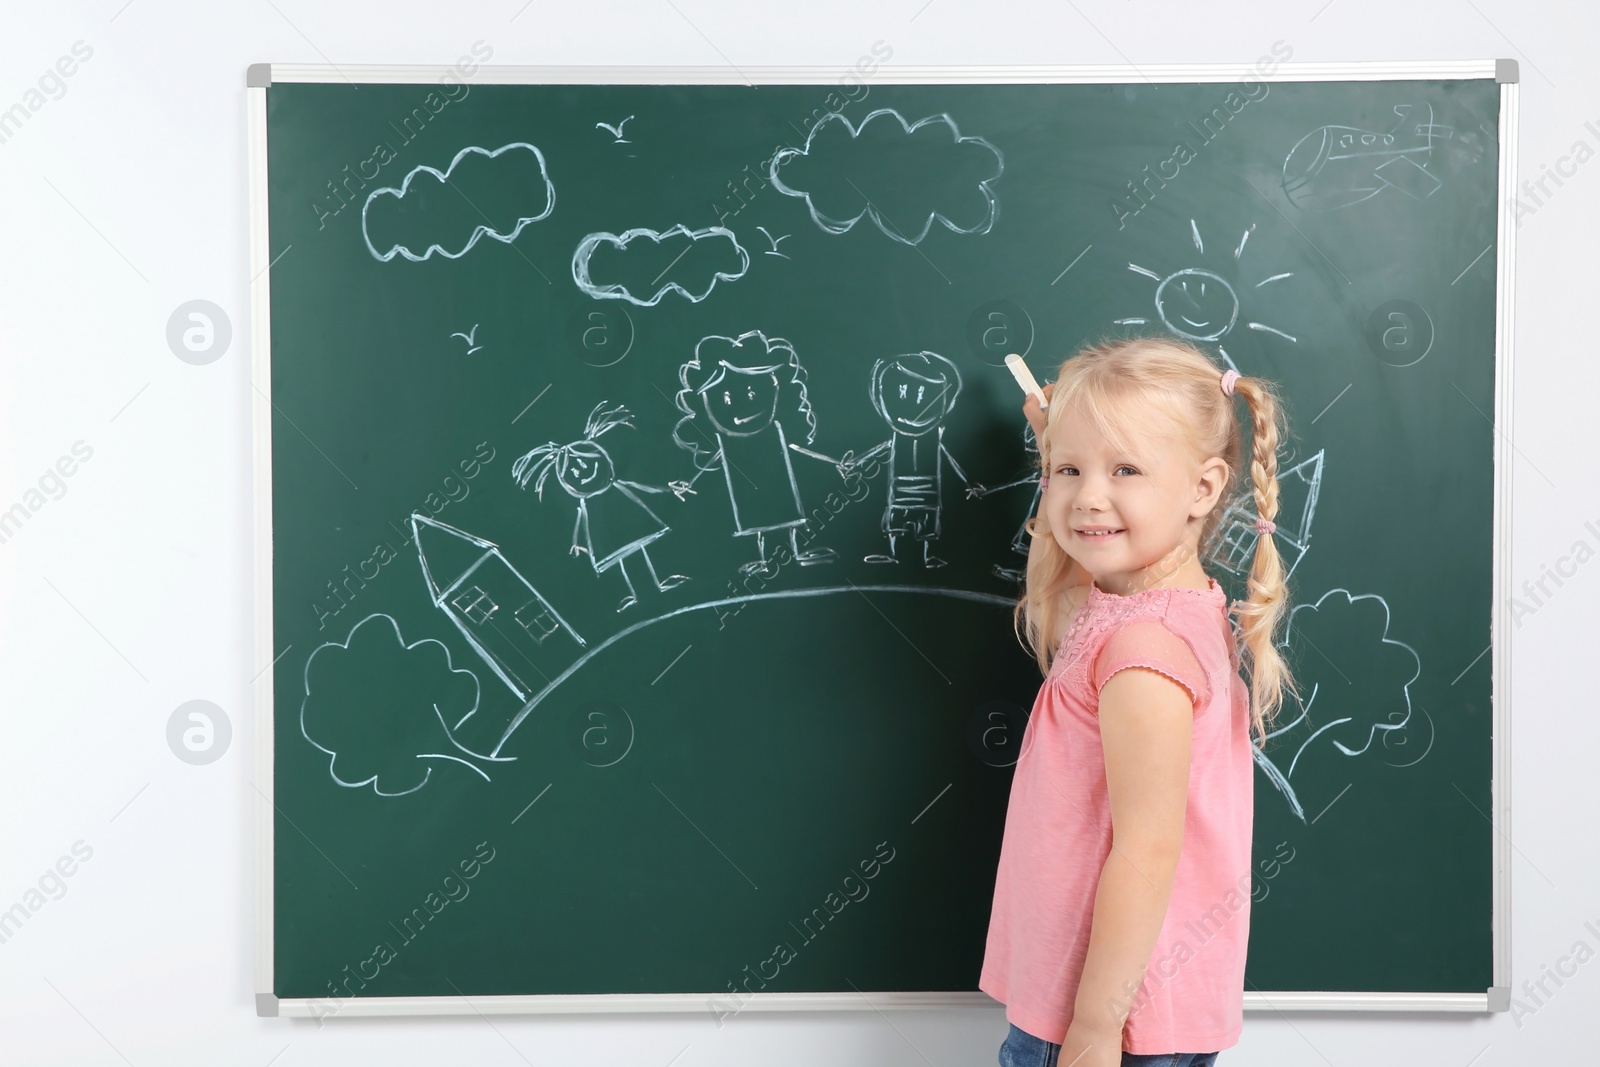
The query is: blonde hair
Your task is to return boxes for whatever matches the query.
[1014,335,1299,747]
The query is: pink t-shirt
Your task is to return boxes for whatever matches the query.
[979,576,1254,1055]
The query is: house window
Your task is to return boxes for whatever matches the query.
[515,600,561,643]
[452,586,497,625]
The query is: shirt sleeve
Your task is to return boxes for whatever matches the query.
[1091,618,1210,713]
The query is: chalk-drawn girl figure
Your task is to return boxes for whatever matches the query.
[983,337,1299,1067]
[673,331,839,577]
[842,350,983,569]
[512,402,690,613]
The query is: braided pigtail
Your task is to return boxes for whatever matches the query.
[1229,375,1301,746]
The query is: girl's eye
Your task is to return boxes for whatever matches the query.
[1053,465,1137,476]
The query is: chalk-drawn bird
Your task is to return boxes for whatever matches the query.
[756,226,791,259]
[595,115,634,143]
[451,324,483,355]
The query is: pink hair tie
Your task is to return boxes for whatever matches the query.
[1220,369,1241,396]
[1255,517,1276,535]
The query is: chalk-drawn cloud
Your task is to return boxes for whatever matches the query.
[301,613,509,797]
[571,224,749,306]
[1253,588,1423,822]
[768,109,1003,246]
[362,143,555,263]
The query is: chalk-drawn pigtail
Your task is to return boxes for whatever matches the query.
[1228,374,1302,746]
[511,442,563,498]
[583,401,634,441]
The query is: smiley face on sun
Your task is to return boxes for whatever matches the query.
[1115,219,1298,371]
[1155,268,1238,340]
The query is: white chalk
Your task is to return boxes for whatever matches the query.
[1004,354,1047,409]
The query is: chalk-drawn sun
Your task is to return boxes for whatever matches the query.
[1115,219,1297,371]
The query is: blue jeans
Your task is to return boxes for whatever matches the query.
[998,1022,1220,1067]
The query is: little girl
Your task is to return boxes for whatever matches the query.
[980,336,1299,1067]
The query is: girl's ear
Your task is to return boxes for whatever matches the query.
[1191,456,1230,518]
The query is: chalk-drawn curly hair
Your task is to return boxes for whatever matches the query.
[1017,335,1299,746]
[673,331,817,472]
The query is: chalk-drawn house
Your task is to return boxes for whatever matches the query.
[413,512,584,702]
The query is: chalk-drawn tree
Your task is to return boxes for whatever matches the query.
[1253,589,1423,821]
[301,614,505,796]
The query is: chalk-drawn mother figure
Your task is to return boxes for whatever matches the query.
[674,331,838,577]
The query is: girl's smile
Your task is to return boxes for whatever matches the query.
[1074,525,1125,540]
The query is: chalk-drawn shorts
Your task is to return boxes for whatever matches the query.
[997,1022,1221,1067]
[883,504,940,541]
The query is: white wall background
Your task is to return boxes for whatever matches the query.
[0,0,1594,1063]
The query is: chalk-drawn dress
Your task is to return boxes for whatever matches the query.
[715,422,806,535]
[577,483,669,571]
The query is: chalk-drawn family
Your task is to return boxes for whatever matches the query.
[510,330,1004,612]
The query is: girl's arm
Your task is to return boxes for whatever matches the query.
[1062,667,1192,1058]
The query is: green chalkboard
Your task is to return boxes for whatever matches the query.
[255,67,1507,1012]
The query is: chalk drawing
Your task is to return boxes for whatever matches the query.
[513,402,692,612]
[1282,102,1454,211]
[300,613,512,797]
[362,143,555,263]
[842,351,983,569]
[674,331,840,576]
[451,323,483,355]
[571,224,749,306]
[596,115,634,143]
[1254,588,1423,822]
[1121,219,1299,372]
[768,109,1004,247]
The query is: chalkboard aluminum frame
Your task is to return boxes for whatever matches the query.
[248,59,1518,1018]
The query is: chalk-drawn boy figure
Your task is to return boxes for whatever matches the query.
[673,331,839,578]
[844,350,983,569]
[512,402,691,613]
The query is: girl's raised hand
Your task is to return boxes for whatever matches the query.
[1023,382,1053,441]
